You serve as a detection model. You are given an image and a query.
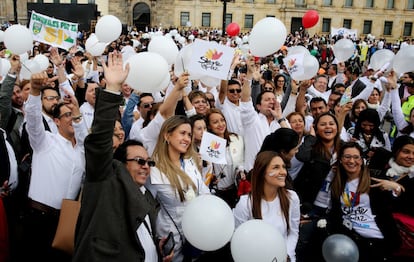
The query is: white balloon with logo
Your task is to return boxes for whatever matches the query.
[33,54,50,71]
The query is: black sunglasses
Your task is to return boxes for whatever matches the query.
[228,89,242,94]
[142,102,156,109]
[126,157,156,167]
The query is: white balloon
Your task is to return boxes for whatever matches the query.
[148,36,179,65]
[124,52,169,92]
[392,45,414,75]
[164,33,172,38]
[199,75,221,87]
[4,25,33,55]
[170,29,178,36]
[288,45,309,56]
[0,58,11,76]
[188,34,195,41]
[369,49,394,71]
[159,72,171,90]
[231,220,287,262]
[142,33,150,39]
[178,37,186,45]
[33,54,50,71]
[249,17,287,57]
[154,31,163,37]
[121,45,136,61]
[86,34,107,57]
[242,35,249,43]
[95,15,122,43]
[19,52,29,62]
[131,39,140,48]
[20,60,42,80]
[333,39,355,62]
[235,37,242,46]
[182,195,234,251]
[290,53,319,81]
[0,31,4,42]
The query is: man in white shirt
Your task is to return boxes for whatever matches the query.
[22,72,88,261]
[306,74,331,102]
[240,60,290,171]
[129,93,154,141]
[79,81,97,131]
[216,79,244,136]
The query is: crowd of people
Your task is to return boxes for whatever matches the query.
[0,26,413,262]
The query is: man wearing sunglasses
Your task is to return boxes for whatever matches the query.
[129,93,154,141]
[22,71,87,261]
[74,52,172,262]
[217,79,244,136]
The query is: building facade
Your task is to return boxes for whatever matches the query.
[2,0,414,41]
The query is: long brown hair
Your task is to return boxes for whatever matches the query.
[331,142,371,200]
[313,112,340,161]
[206,108,237,146]
[250,151,292,233]
[152,115,198,202]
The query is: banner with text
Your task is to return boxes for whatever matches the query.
[29,11,78,50]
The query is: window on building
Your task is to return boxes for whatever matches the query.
[225,14,232,27]
[344,0,353,7]
[266,15,275,17]
[295,0,305,6]
[404,22,413,36]
[363,20,372,34]
[244,14,254,29]
[365,0,374,8]
[386,0,394,8]
[343,19,352,29]
[180,12,190,27]
[323,0,333,5]
[408,0,414,9]
[202,13,211,27]
[245,0,254,3]
[383,21,393,35]
[322,18,331,32]
[266,0,276,3]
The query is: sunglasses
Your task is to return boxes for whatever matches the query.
[228,89,242,94]
[58,111,72,119]
[43,96,61,101]
[126,157,156,167]
[142,102,155,109]
[263,87,274,92]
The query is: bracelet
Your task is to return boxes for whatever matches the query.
[277,118,286,124]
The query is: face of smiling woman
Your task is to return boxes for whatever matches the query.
[315,114,338,142]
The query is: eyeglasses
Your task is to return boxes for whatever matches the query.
[58,111,72,119]
[228,89,242,94]
[43,96,60,101]
[277,80,285,83]
[142,102,155,109]
[126,157,156,167]
[263,87,274,92]
[342,154,362,161]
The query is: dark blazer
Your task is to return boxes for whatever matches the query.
[73,89,159,262]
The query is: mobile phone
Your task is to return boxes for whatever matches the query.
[162,232,175,257]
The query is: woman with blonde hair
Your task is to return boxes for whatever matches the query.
[147,115,210,262]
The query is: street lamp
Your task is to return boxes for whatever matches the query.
[221,0,229,36]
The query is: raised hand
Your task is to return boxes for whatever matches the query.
[30,72,49,95]
[101,51,130,92]
[70,56,85,78]
[50,47,64,67]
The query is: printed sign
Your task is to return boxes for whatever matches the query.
[199,131,227,164]
[188,39,235,80]
[29,11,78,50]
[283,53,304,79]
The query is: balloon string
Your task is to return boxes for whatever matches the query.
[181,57,186,73]
[21,62,32,73]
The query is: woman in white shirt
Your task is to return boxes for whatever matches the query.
[147,115,210,262]
[233,151,300,262]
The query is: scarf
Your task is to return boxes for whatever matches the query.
[385,158,414,180]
